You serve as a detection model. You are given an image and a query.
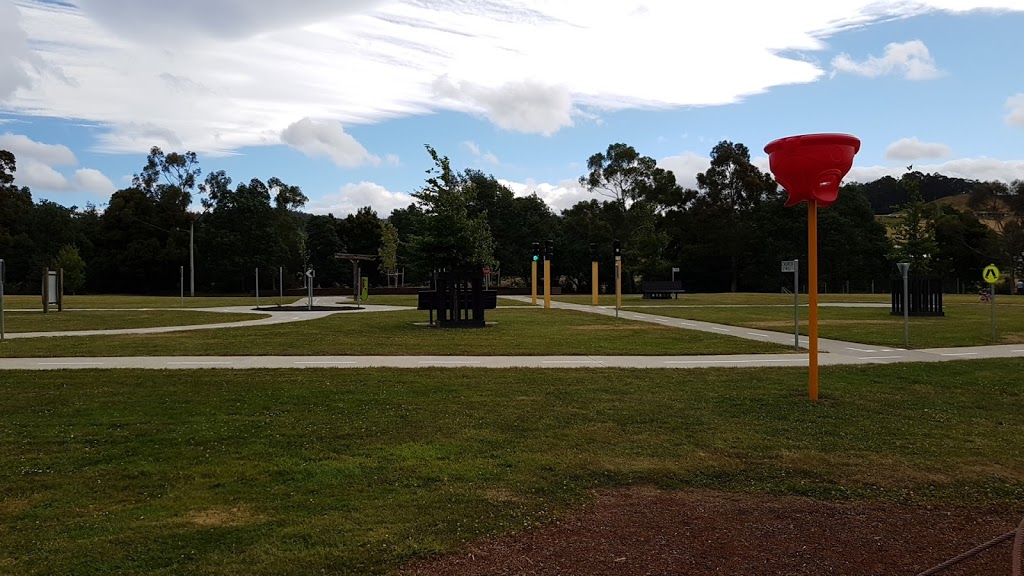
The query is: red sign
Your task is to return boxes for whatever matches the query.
[483,266,491,276]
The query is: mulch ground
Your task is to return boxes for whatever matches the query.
[402,488,1023,575]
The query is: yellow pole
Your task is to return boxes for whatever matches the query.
[531,260,537,305]
[615,260,622,309]
[543,259,551,309]
[592,261,599,305]
[808,201,819,402]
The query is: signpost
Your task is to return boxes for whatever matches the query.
[671,266,680,283]
[255,268,260,309]
[1,259,5,341]
[483,265,491,290]
[983,264,1000,341]
[897,262,910,349]
[782,260,799,347]
[306,268,315,310]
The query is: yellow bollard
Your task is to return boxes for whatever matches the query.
[592,261,599,305]
[544,259,551,309]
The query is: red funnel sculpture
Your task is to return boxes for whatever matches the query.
[764,133,861,402]
[764,134,861,207]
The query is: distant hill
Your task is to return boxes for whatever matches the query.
[850,172,982,215]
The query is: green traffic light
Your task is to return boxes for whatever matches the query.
[532,256,539,261]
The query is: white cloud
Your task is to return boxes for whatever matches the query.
[1007,93,1024,128]
[846,157,1024,184]
[658,152,711,190]
[306,181,414,217]
[73,168,116,194]
[0,132,77,166]
[15,157,69,190]
[75,0,385,44]
[0,0,35,100]
[4,1,1023,152]
[462,140,500,165]
[0,132,118,193]
[435,76,574,136]
[831,40,941,80]
[280,118,379,168]
[884,137,953,161]
[499,178,592,214]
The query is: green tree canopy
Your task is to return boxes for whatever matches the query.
[410,145,495,271]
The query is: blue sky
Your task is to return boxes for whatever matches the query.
[1,0,1023,216]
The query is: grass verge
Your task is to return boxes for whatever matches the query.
[1,361,1021,575]
[0,308,789,357]
[3,310,268,333]
[622,302,1024,348]
[1,295,269,309]
[337,295,533,307]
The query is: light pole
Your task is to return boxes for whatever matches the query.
[188,210,209,297]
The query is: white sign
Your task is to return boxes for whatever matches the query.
[305,269,315,278]
[671,267,680,273]
[47,271,59,305]
[781,260,797,273]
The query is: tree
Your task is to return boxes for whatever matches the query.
[692,141,780,291]
[932,205,1000,285]
[463,169,557,281]
[198,177,288,291]
[577,143,685,289]
[890,174,938,273]
[410,145,495,270]
[133,146,201,206]
[304,215,345,286]
[378,220,399,286]
[579,143,681,211]
[387,204,430,284]
[968,179,1024,289]
[0,150,15,187]
[52,244,86,294]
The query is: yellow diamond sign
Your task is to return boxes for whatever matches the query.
[983,264,1001,284]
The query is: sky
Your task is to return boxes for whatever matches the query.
[1,0,1023,217]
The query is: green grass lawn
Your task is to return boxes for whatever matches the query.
[3,310,269,333]
[555,292,895,306]
[621,301,1024,348]
[341,295,533,307]
[1,361,1021,575]
[1,295,268,309]
[0,308,789,357]
[555,292,1010,307]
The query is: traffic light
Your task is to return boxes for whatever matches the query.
[531,242,540,261]
[544,239,554,261]
[613,239,621,258]
[589,242,598,260]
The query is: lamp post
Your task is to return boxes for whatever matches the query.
[188,210,209,297]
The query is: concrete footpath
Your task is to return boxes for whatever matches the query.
[1,296,1021,370]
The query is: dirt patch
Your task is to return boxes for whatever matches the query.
[184,506,264,528]
[401,488,1022,576]
[999,333,1024,345]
